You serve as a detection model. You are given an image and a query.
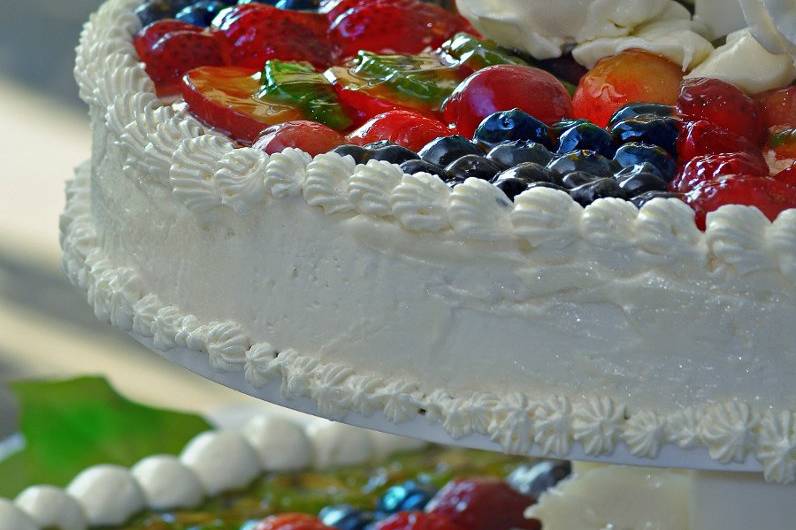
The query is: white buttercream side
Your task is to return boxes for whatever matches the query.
[67,465,145,526]
[131,456,205,510]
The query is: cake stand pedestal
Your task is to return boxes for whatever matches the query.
[134,333,795,529]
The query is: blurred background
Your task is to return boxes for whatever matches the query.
[0,0,261,439]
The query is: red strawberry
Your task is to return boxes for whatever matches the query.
[332,82,410,127]
[775,163,796,187]
[756,85,796,129]
[346,110,451,151]
[677,120,760,164]
[144,31,227,96]
[677,77,766,146]
[253,120,345,156]
[214,4,335,70]
[687,175,796,229]
[256,514,333,530]
[672,151,770,194]
[133,19,202,62]
[572,50,683,128]
[329,0,472,59]
[768,126,796,160]
[443,65,572,137]
[425,480,539,530]
[181,66,303,145]
[377,512,465,530]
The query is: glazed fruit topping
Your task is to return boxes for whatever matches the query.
[672,151,770,194]
[768,127,796,160]
[328,0,474,60]
[677,119,760,163]
[438,33,528,74]
[377,512,464,530]
[181,66,303,144]
[676,77,766,146]
[142,30,228,96]
[346,110,451,151]
[687,176,796,229]
[425,479,539,530]
[756,85,796,129]
[176,0,235,27]
[253,120,345,155]
[572,49,683,128]
[443,65,573,138]
[258,60,351,130]
[473,109,551,150]
[257,514,335,530]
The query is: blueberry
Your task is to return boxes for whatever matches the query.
[608,103,674,129]
[613,143,676,182]
[445,155,503,182]
[494,162,557,185]
[556,122,616,158]
[399,159,450,180]
[135,0,194,26]
[473,109,551,149]
[561,170,601,189]
[507,461,572,498]
[610,116,680,156]
[320,506,377,530]
[419,136,483,167]
[371,145,420,164]
[377,481,436,514]
[570,178,627,206]
[616,170,668,196]
[492,163,557,200]
[176,0,234,26]
[333,144,372,164]
[550,118,590,137]
[365,140,396,150]
[631,191,684,208]
[527,181,568,192]
[547,150,618,179]
[237,0,278,4]
[486,141,553,168]
[614,161,664,180]
[276,0,322,8]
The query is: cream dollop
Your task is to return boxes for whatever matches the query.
[67,465,145,526]
[242,415,314,471]
[180,431,261,495]
[740,0,796,60]
[15,486,87,530]
[0,499,38,530]
[687,28,796,93]
[307,420,375,469]
[131,455,205,510]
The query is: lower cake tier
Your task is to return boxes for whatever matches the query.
[62,123,796,475]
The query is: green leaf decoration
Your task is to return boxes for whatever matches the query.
[257,61,352,131]
[349,51,463,109]
[439,33,530,71]
[0,376,211,498]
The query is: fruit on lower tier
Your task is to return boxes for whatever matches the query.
[376,512,464,530]
[572,50,684,129]
[426,480,540,530]
[258,514,335,530]
[181,66,303,144]
[443,65,573,138]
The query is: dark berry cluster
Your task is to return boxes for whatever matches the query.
[336,105,682,208]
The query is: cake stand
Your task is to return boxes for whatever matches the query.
[132,332,796,530]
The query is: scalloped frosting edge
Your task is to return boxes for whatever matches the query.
[74,0,796,288]
[61,164,796,484]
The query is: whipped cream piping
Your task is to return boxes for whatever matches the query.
[61,164,796,482]
[69,0,796,484]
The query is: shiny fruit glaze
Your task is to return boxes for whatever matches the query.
[181,66,303,145]
[253,121,345,156]
[572,49,683,128]
[347,110,452,151]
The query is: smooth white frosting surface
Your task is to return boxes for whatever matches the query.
[64,0,796,482]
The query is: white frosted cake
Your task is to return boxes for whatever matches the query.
[64,0,796,482]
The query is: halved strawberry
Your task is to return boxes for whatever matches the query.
[756,86,796,129]
[346,110,451,151]
[144,31,228,96]
[213,4,335,70]
[133,19,202,62]
[677,120,760,164]
[329,0,473,60]
[181,66,303,145]
[672,151,770,194]
[253,121,345,156]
